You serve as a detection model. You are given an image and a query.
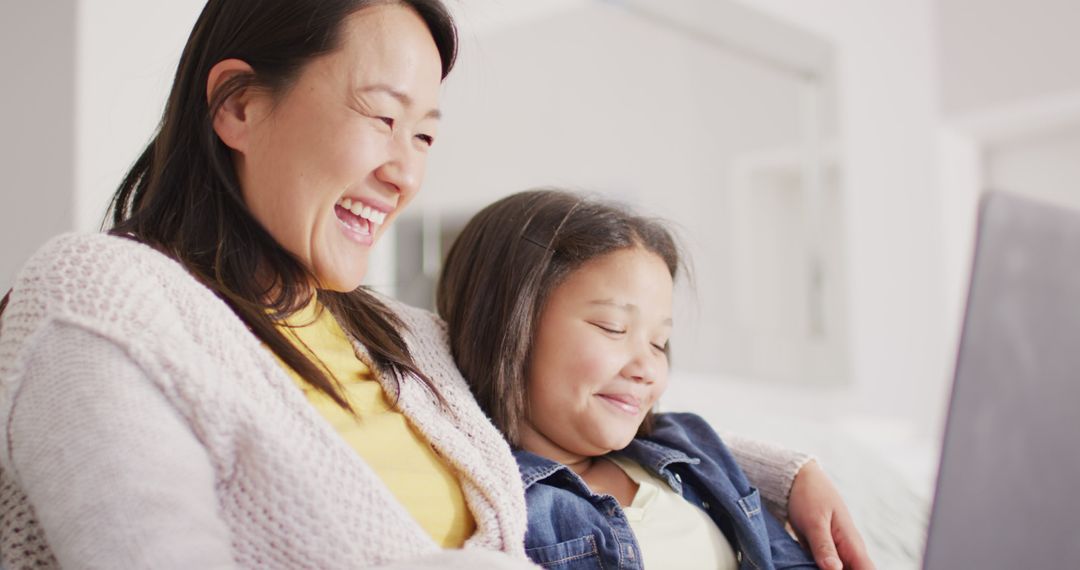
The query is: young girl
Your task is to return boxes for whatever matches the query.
[438,189,824,569]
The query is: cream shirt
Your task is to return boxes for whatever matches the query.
[607,455,738,570]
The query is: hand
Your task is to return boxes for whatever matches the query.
[788,460,875,570]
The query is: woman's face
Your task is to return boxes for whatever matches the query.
[235,4,443,291]
[519,247,674,463]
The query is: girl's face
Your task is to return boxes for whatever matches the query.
[234,5,443,292]
[519,246,674,463]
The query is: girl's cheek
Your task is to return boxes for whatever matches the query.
[568,344,615,380]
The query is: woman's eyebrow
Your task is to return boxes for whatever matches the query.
[356,84,442,119]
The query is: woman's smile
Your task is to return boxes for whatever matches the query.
[333,197,391,245]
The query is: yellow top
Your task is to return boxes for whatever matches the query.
[274,298,476,548]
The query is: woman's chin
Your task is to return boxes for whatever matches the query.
[312,266,367,293]
[310,249,370,292]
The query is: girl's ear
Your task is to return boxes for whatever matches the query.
[206,58,260,152]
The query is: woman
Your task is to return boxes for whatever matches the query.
[0,1,867,568]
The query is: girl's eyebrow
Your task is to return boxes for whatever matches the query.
[588,299,673,326]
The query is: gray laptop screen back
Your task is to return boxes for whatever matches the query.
[923,192,1080,569]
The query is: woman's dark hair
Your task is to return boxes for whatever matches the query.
[103,0,458,411]
[436,189,681,446]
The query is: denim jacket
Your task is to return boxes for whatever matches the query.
[515,412,818,569]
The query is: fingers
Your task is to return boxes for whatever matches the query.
[803,514,843,570]
[837,541,876,570]
[832,512,876,570]
[787,459,877,569]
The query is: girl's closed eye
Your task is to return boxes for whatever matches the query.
[415,133,434,146]
[591,322,626,335]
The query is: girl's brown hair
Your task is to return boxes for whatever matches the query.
[436,189,681,446]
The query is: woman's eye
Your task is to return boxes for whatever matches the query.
[651,342,668,352]
[377,116,394,129]
[415,133,434,147]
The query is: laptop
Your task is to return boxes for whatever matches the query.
[922,191,1080,568]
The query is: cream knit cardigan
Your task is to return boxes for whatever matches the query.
[0,234,808,569]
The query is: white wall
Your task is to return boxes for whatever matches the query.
[736,0,950,429]
[75,1,207,232]
[0,3,77,290]
[1,1,205,289]
[939,0,1080,114]
[985,126,1080,211]
[935,0,1080,394]
[417,0,852,386]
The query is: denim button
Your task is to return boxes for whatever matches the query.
[702,500,711,510]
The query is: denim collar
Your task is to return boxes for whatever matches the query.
[515,450,572,489]
[617,438,702,474]
[514,439,702,492]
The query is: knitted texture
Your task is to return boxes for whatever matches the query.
[0,234,528,569]
[0,233,805,568]
[721,432,813,521]
[0,472,56,567]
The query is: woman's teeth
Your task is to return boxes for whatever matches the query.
[337,198,387,225]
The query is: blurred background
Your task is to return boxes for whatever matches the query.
[3,1,1079,567]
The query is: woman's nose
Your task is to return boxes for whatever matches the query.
[376,137,422,196]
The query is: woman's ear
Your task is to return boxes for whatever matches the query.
[207,58,259,152]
